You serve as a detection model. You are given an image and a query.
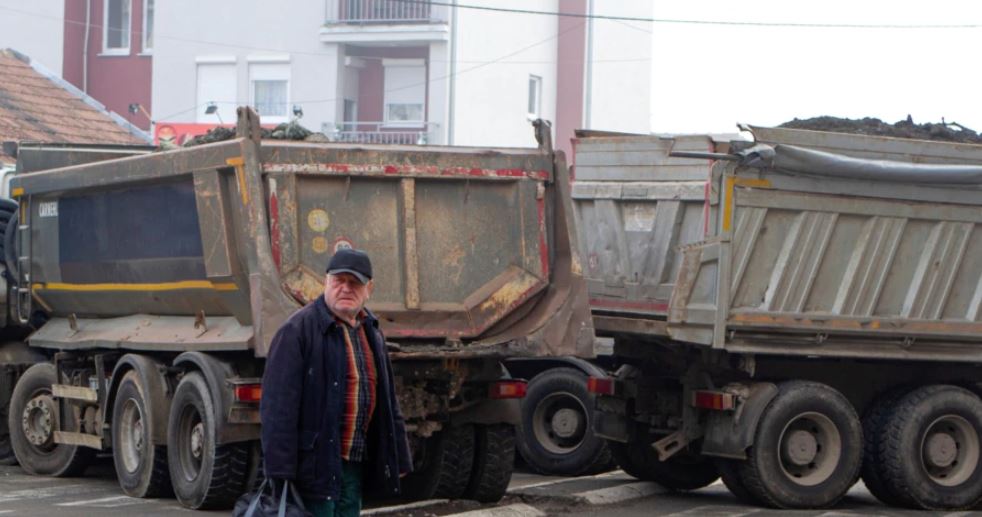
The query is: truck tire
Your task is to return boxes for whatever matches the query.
[112,371,172,498]
[875,385,982,510]
[717,459,759,505]
[7,363,93,476]
[608,439,718,490]
[402,424,475,500]
[0,365,17,465]
[517,368,612,476]
[167,372,249,510]
[464,424,515,503]
[737,381,862,509]
[860,386,910,507]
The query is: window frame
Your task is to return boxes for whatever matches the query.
[382,60,426,129]
[249,63,291,124]
[141,0,154,54]
[527,74,542,120]
[102,0,132,56]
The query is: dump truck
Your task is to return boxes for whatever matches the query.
[0,108,593,510]
[582,126,982,510]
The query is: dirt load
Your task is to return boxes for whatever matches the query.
[780,116,982,144]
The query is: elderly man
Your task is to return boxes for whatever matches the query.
[261,248,412,516]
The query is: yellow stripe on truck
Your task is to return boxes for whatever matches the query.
[722,177,772,233]
[34,280,239,292]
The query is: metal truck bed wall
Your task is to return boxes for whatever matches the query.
[12,112,593,358]
[669,127,982,362]
[571,134,726,329]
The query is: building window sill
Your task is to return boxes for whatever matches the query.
[99,49,131,57]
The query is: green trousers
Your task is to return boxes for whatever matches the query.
[304,461,363,517]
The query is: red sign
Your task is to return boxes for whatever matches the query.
[154,122,233,147]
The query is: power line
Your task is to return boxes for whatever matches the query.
[395,0,982,29]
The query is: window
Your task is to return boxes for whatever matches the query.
[103,0,131,54]
[383,60,425,127]
[528,75,542,119]
[142,0,154,53]
[195,63,236,123]
[250,64,290,122]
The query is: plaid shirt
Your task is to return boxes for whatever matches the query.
[335,311,378,462]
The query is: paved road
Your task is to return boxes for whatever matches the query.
[0,458,976,516]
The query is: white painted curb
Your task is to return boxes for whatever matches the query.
[362,498,449,515]
[443,503,546,517]
[570,481,665,505]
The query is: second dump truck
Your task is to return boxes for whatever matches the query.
[580,126,982,510]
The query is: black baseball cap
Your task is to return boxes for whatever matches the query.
[326,248,373,284]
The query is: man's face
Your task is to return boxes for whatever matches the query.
[324,273,373,318]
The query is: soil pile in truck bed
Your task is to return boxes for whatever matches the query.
[779,116,982,144]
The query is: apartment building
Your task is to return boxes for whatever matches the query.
[151,0,651,152]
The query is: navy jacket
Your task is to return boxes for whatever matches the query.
[260,296,413,501]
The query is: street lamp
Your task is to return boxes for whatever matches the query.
[204,102,223,124]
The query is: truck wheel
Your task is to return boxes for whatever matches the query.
[717,459,759,505]
[464,424,515,503]
[737,381,862,509]
[402,424,475,500]
[167,372,249,509]
[608,439,718,490]
[8,363,93,476]
[0,366,17,465]
[517,368,612,476]
[860,386,910,507]
[876,385,982,510]
[112,371,172,498]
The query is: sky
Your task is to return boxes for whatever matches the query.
[644,0,982,134]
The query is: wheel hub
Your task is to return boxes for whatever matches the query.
[551,408,581,439]
[784,429,819,466]
[925,433,958,468]
[22,395,55,447]
[190,422,204,459]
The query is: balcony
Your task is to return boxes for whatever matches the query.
[323,121,439,145]
[322,0,449,44]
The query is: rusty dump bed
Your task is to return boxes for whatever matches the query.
[11,112,593,359]
[668,127,982,362]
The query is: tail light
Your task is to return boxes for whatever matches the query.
[587,376,616,396]
[234,384,263,403]
[489,380,527,399]
[691,390,736,411]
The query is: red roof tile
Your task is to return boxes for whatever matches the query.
[0,49,147,164]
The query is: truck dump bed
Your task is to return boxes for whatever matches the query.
[571,133,733,335]
[669,127,982,362]
[11,111,592,358]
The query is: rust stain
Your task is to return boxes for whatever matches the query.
[478,274,539,319]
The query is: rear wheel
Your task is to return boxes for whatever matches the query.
[0,365,17,465]
[860,386,910,507]
[464,424,515,502]
[717,459,759,505]
[402,424,475,500]
[609,438,719,490]
[167,372,249,510]
[875,385,982,510]
[737,381,862,509]
[517,368,612,476]
[8,363,93,476]
[112,371,172,498]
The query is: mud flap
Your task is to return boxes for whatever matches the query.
[699,382,778,460]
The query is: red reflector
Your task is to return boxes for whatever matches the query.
[692,390,735,411]
[587,376,615,395]
[490,380,527,399]
[234,384,263,403]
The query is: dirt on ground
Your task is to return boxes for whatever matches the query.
[779,116,982,144]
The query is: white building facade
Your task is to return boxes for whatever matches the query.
[151,0,651,151]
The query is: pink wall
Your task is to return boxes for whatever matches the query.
[63,0,153,130]
[346,46,428,129]
[555,0,587,161]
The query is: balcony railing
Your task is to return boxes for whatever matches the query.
[328,0,439,24]
[324,121,438,145]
